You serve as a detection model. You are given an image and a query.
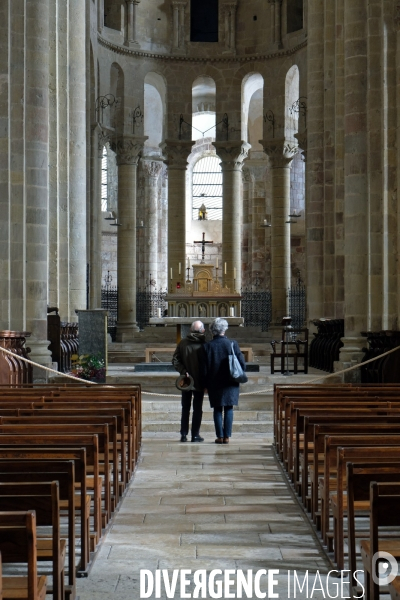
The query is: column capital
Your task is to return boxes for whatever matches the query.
[222,0,238,10]
[160,140,192,169]
[126,0,140,4]
[214,141,251,170]
[141,158,163,179]
[97,128,112,158]
[113,135,147,166]
[260,138,298,167]
[172,0,187,6]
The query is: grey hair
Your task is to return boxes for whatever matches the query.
[190,320,205,332]
[210,318,228,336]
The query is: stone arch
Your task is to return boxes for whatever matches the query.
[192,76,216,141]
[144,71,167,155]
[241,73,264,151]
[285,64,300,140]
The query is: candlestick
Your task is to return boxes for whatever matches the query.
[224,262,227,275]
[216,257,219,269]
[187,257,190,268]
[233,268,236,280]
[178,263,181,275]
[170,268,173,280]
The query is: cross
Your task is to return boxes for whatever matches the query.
[194,232,213,264]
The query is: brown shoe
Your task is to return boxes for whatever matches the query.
[223,437,229,444]
[215,438,223,444]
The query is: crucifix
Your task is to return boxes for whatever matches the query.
[194,232,213,264]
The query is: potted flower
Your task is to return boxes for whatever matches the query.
[69,353,106,383]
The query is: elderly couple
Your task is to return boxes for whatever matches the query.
[172,317,246,444]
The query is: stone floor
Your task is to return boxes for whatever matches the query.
[74,435,356,600]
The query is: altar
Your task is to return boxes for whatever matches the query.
[164,262,242,319]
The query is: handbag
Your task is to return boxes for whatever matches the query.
[229,342,248,384]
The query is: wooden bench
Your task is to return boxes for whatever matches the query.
[0,448,90,574]
[346,461,400,598]
[0,510,47,600]
[360,482,400,600]
[0,482,64,600]
[145,346,253,363]
[0,461,76,597]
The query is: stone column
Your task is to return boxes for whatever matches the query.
[142,159,163,286]
[306,0,325,324]
[339,0,368,366]
[89,125,106,309]
[160,169,168,291]
[98,0,104,32]
[274,0,283,49]
[172,1,186,52]
[214,142,250,292]
[161,141,192,291]
[25,0,52,368]
[115,137,146,341]
[125,0,140,47]
[268,1,276,44]
[69,0,87,319]
[261,139,297,322]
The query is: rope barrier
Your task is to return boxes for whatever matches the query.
[0,342,399,397]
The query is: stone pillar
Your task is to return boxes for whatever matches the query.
[25,0,52,367]
[89,125,106,309]
[115,137,146,341]
[339,0,368,366]
[125,0,140,47]
[161,141,192,291]
[222,2,238,53]
[142,159,163,286]
[214,142,250,292]
[160,169,168,290]
[69,0,87,319]
[172,1,186,52]
[261,139,297,322]
[268,0,276,44]
[274,0,283,49]
[98,0,104,32]
[306,0,325,324]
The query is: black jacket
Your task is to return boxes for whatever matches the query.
[172,332,206,391]
[202,335,246,407]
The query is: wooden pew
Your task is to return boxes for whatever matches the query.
[0,482,64,600]
[0,423,110,526]
[346,461,400,597]
[0,435,101,549]
[0,461,75,597]
[0,448,89,574]
[0,511,47,600]
[360,482,400,600]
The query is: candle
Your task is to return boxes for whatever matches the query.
[230,307,234,317]
[157,308,162,318]
[179,263,181,275]
[234,268,236,279]
[263,219,267,226]
[187,257,190,268]
[216,257,219,269]
[140,220,144,227]
[224,262,227,275]
[170,268,173,280]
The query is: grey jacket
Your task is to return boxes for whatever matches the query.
[172,332,206,391]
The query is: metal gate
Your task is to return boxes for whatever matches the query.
[241,289,272,332]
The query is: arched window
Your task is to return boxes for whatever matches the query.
[192,156,222,221]
[101,145,108,212]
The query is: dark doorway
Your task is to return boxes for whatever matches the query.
[190,0,219,42]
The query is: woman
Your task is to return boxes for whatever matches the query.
[202,317,246,444]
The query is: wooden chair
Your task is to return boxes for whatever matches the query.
[0,511,47,600]
[270,328,308,374]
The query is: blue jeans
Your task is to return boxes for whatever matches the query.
[213,406,234,438]
[180,390,204,437]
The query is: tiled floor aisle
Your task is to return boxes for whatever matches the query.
[76,436,336,600]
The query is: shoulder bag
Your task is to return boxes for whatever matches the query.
[229,342,248,384]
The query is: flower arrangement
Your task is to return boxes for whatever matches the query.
[69,353,106,381]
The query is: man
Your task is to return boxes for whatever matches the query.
[172,320,206,443]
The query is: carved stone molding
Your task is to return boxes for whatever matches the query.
[260,138,297,168]
[214,141,251,170]
[160,140,193,169]
[113,136,147,166]
[98,129,111,158]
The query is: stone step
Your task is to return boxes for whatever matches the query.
[142,420,274,434]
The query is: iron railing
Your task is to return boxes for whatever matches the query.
[136,287,168,331]
[101,284,118,342]
[288,280,306,330]
[241,288,272,332]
